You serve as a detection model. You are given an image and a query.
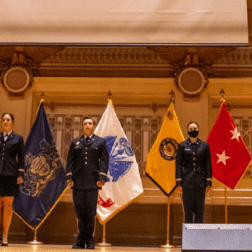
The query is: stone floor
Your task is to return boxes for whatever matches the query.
[0,244,182,252]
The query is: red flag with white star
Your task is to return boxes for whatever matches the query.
[207,103,251,189]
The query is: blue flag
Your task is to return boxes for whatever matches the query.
[13,100,66,230]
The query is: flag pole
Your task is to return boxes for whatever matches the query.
[27,93,44,245]
[225,186,228,224]
[96,223,112,247]
[27,229,42,245]
[220,89,228,224]
[160,196,174,248]
[160,90,175,248]
[96,90,112,247]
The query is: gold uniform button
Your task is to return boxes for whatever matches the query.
[85,162,87,164]
[193,168,195,171]
[85,157,87,159]
[193,163,195,165]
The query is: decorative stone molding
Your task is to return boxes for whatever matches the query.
[43,47,169,65]
[215,48,252,65]
[0,45,251,78]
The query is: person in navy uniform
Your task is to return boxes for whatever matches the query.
[66,117,109,249]
[0,113,25,246]
[176,121,212,223]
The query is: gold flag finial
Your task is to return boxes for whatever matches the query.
[40,92,45,103]
[169,90,175,103]
[107,91,113,106]
[220,89,226,105]
[107,90,112,99]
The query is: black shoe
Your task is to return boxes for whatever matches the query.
[72,242,85,249]
[86,243,95,249]
[1,243,8,246]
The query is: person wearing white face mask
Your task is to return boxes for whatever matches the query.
[176,122,212,223]
[0,113,25,246]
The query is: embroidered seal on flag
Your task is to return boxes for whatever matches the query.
[159,138,178,160]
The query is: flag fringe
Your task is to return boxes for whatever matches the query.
[35,99,45,119]
[145,172,176,197]
[107,98,114,109]
[13,187,68,231]
[233,160,252,189]
[96,192,144,225]
[220,97,226,107]
[220,159,252,190]
[13,210,36,231]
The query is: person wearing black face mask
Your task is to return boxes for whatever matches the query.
[175,122,212,223]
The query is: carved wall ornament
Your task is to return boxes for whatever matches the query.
[0,52,34,96]
[174,54,208,98]
[1,66,33,96]
[177,68,207,96]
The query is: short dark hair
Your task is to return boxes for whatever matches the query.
[82,117,95,126]
[187,121,199,130]
[2,113,14,122]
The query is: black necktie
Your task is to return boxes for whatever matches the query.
[85,137,90,144]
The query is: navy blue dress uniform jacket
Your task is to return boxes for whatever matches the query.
[66,134,109,189]
[0,131,25,177]
[176,138,212,188]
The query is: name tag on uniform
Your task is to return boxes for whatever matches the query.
[184,148,191,151]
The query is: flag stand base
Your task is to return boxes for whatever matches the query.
[160,243,174,248]
[27,239,43,245]
[96,224,112,247]
[96,238,112,247]
[27,230,43,245]
[96,241,112,247]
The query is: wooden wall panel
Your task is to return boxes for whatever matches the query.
[8,203,252,246]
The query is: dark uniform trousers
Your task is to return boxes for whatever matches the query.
[176,138,212,224]
[182,187,205,223]
[73,188,98,244]
[66,134,109,245]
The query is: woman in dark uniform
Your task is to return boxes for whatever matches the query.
[0,113,25,246]
[176,121,212,223]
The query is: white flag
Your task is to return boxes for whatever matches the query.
[95,99,143,224]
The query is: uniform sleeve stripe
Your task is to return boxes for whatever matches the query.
[176,178,182,181]
[66,173,72,176]
[99,172,107,176]
[207,178,212,181]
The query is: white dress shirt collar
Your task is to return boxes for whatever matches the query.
[3,130,12,136]
[84,133,93,139]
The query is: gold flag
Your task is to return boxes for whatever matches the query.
[146,101,184,196]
